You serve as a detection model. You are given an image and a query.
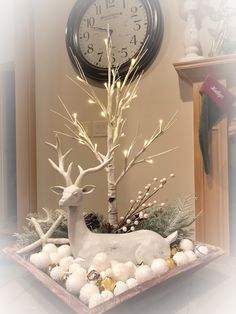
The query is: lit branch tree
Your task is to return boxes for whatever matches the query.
[53,31,176,226]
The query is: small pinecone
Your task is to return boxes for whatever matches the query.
[100,222,113,233]
[84,212,101,231]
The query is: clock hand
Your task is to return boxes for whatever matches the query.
[101,12,123,20]
[92,27,113,35]
[92,27,107,31]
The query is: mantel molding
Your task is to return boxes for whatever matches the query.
[173,54,236,85]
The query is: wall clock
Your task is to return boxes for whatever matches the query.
[66,0,164,82]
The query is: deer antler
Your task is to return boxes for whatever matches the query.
[46,134,73,186]
[75,145,118,186]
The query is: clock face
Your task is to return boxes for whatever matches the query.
[78,0,148,69]
[66,0,164,82]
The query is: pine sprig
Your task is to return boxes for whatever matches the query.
[135,195,198,238]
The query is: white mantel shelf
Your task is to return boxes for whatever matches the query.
[173,54,236,85]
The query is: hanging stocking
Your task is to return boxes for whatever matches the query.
[199,76,235,174]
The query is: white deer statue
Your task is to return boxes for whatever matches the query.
[48,135,177,268]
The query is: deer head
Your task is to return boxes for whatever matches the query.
[46,135,115,208]
[51,185,96,207]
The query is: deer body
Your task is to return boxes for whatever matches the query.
[53,184,177,268]
[48,136,177,268]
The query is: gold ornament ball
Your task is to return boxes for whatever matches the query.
[170,247,178,256]
[165,258,176,269]
[100,276,116,291]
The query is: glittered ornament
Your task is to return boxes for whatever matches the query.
[42,243,57,254]
[57,245,71,258]
[165,258,176,269]
[89,293,104,309]
[50,266,65,281]
[113,281,128,296]
[180,239,194,252]
[135,265,153,283]
[80,283,100,305]
[151,258,169,276]
[100,276,116,291]
[65,273,87,295]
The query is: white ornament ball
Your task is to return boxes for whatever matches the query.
[42,243,57,254]
[65,273,87,295]
[100,271,106,279]
[125,261,137,278]
[195,245,209,257]
[50,266,65,281]
[151,258,169,276]
[184,250,197,262]
[126,278,138,289]
[101,290,114,301]
[112,263,130,282]
[173,252,188,266]
[135,265,153,283]
[74,267,87,279]
[180,239,194,252]
[92,252,110,272]
[49,252,60,265]
[80,283,100,305]
[29,253,39,266]
[110,260,119,268]
[59,256,74,270]
[89,293,104,309]
[100,267,113,279]
[30,252,51,270]
[57,245,71,258]
[105,268,113,278]
[69,263,82,274]
[113,281,128,296]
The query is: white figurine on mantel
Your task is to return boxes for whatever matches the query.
[179,0,204,61]
[48,135,178,269]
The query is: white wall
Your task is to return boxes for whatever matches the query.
[34,0,195,218]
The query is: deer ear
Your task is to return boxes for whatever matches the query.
[51,186,65,195]
[82,185,96,194]
[165,230,178,244]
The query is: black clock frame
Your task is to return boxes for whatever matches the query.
[65,0,164,83]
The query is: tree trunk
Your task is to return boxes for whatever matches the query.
[107,124,118,225]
